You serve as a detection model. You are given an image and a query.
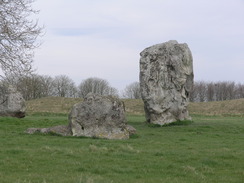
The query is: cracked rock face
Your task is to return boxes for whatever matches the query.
[68,93,135,139]
[0,85,26,118]
[139,40,194,125]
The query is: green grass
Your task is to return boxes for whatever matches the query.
[0,114,243,183]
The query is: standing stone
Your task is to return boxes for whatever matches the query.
[140,40,194,125]
[0,85,26,118]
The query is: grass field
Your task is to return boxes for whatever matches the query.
[0,112,244,182]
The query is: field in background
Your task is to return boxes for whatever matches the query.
[26,97,83,115]
[0,97,243,182]
[26,97,244,116]
[188,98,244,116]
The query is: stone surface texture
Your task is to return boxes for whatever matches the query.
[25,125,71,136]
[26,93,136,139]
[68,93,135,139]
[140,40,194,125]
[0,86,26,118]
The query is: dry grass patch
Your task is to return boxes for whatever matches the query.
[122,99,144,115]
[26,97,83,114]
[188,98,244,116]
[26,97,244,116]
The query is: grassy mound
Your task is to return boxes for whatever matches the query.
[26,97,244,116]
[188,98,244,116]
[26,97,83,115]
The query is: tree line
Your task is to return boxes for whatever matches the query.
[190,81,244,102]
[0,74,120,100]
[122,81,244,102]
[1,75,244,102]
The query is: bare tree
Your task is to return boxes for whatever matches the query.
[17,74,43,100]
[215,82,231,101]
[107,87,119,97]
[53,75,77,97]
[236,83,244,99]
[0,0,42,78]
[193,81,207,102]
[220,82,229,100]
[38,75,55,97]
[226,81,236,100]
[78,77,118,98]
[206,82,215,101]
[68,83,78,98]
[189,82,197,102]
[123,82,141,99]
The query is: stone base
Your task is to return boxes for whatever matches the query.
[26,124,136,140]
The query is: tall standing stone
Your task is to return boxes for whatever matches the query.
[139,40,194,125]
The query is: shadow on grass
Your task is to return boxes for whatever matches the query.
[25,131,138,140]
[148,120,193,128]
[129,134,140,139]
[27,112,68,117]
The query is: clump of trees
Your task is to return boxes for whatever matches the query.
[78,77,118,98]
[52,75,77,98]
[190,81,244,102]
[122,82,141,99]
[0,75,119,100]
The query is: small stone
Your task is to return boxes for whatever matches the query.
[0,85,26,118]
[125,125,137,135]
[25,125,71,136]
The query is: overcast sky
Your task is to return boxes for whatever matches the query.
[33,0,244,90]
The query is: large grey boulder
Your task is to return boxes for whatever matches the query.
[140,40,194,125]
[68,93,135,139]
[0,85,26,118]
[26,93,136,139]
